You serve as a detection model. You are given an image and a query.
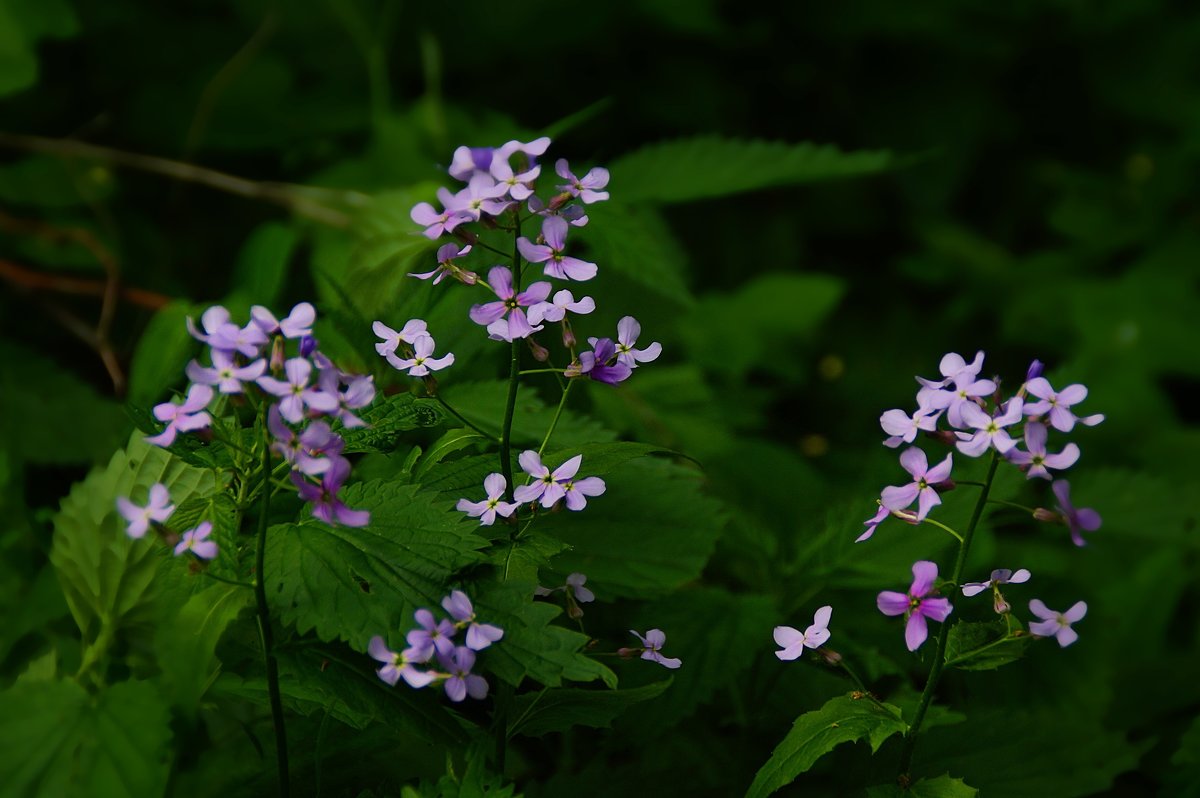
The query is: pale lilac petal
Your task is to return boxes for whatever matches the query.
[1009,568,1031,584]
[898,447,929,478]
[961,581,990,597]
[1029,618,1060,637]
[465,673,490,699]
[925,452,954,483]
[1075,508,1102,531]
[572,476,605,496]
[1054,626,1079,647]
[483,473,506,499]
[876,591,910,616]
[444,677,467,703]
[918,597,953,622]
[915,487,941,521]
[905,613,929,651]
[1025,378,1053,400]
[368,635,392,664]
[1058,384,1088,405]
[773,626,806,661]
[1028,599,1055,620]
[910,560,939,597]
[466,623,504,650]
[1063,601,1088,623]
[552,455,582,481]
[881,483,920,511]
[469,301,509,326]
[1043,443,1080,471]
[518,238,552,264]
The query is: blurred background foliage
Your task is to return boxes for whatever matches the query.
[1,0,1198,795]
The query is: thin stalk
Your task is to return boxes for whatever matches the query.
[498,213,523,501]
[519,368,565,376]
[986,497,1036,514]
[538,380,574,456]
[434,394,499,442]
[918,516,964,544]
[253,407,290,796]
[897,451,1000,779]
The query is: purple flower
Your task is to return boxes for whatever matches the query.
[446,174,510,220]
[1007,422,1079,480]
[449,145,496,181]
[513,451,603,509]
[406,608,457,661]
[187,306,266,357]
[442,590,505,651]
[955,398,1024,457]
[881,447,953,522]
[570,338,632,385]
[528,194,589,227]
[613,316,662,368]
[879,403,941,448]
[491,158,540,201]
[629,629,681,669]
[493,136,551,177]
[367,636,436,688]
[409,243,477,285]
[174,521,218,560]
[468,267,552,342]
[961,568,1031,614]
[373,318,428,357]
[146,384,214,447]
[1024,378,1104,432]
[185,349,266,394]
[517,216,598,281]
[1024,359,1044,383]
[290,457,370,527]
[1051,479,1102,546]
[385,334,455,376]
[877,560,954,651]
[411,190,471,239]
[257,358,340,423]
[437,646,490,702]
[555,159,610,204]
[774,605,833,661]
[527,289,595,325]
[456,473,519,526]
[1028,599,1087,647]
[560,472,606,511]
[269,407,342,475]
[916,351,986,389]
[534,572,596,604]
[116,483,174,539]
[921,371,998,430]
[251,302,315,339]
[856,503,894,543]
[324,373,375,429]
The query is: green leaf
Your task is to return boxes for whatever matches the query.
[437,381,616,450]
[0,0,79,96]
[943,619,1032,671]
[1163,715,1200,798]
[153,583,251,716]
[412,427,489,479]
[126,302,199,408]
[263,481,488,648]
[535,458,724,600]
[578,201,694,305]
[228,222,298,308]
[507,680,671,738]
[867,773,979,797]
[610,136,897,204]
[745,694,908,798]
[0,678,171,798]
[340,393,447,453]
[51,434,216,648]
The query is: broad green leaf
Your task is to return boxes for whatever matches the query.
[610,136,897,204]
[476,581,615,689]
[943,619,1031,671]
[153,583,251,716]
[228,222,299,309]
[507,680,671,738]
[867,773,979,797]
[745,694,908,798]
[412,427,489,479]
[340,393,447,453]
[263,481,488,648]
[0,678,171,798]
[535,458,724,600]
[51,434,216,648]
[1163,715,1200,798]
[0,0,79,96]
[126,302,199,408]
[578,201,694,305]
[438,381,617,450]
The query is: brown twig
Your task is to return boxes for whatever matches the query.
[0,258,170,310]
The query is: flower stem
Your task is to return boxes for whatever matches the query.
[499,213,523,502]
[986,497,1036,514]
[434,394,500,442]
[519,368,566,375]
[917,516,964,543]
[253,405,290,796]
[897,450,1000,780]
[538,380,574,456]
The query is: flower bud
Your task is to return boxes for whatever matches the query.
[928,429,958,446]
[1032,507,1061,523]
[561,321,577,349]
[548,191,572,211]
[423,374,439,395]
[932,478,956,493]
[455,228,478,245]
[1025,359,1044,382]
[566,601,584,620]
[616,647,638,660]
[270,336,286,372]
[527,337,549,362]
[299,335,318,358]
[993,592,1012,615]
[818,647,843,665]
[456,269,480,286]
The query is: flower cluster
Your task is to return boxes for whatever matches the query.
[456,452,606,525]
[369,590,504,702]
[403,136,661,384]
[619,629,682,669]
[115,482,217,560]
[148,302,373,527]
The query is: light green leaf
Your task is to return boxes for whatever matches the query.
[228,222,298,308]
[745,694,908,798]
[867,773,979,797]
[0,678,171,798]
[413,427,489,479]
[610,136,897,204]
[263,481,488,648]
[578,201,694,304]
[507,680,671,738]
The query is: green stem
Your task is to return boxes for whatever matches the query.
[253,406,290,796]
[433,395,499,442]
[202,571,255,590]
[918,516,964,543]
[839,660,872,694]
[986,497,1036,514]
[537,380,573,456]
[898,451,1000,780]
[519,368,566,376]
[499,213,523,501]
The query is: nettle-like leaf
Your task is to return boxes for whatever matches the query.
[609,136,898,204]
[867,773,979,797]
[0,678,171,798]
[507,680,671,738]
[51,434,216,647]
[476,580,615,689]
[341,393,447,453]
[578,201,694,305]
[263,480,489,649]
[745,694,908,798]
[943,619,1031,671]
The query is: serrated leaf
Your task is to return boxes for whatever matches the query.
[745,694,908,798]
[867,773,978,797]
[507,680,671,738]
[154,583,251,716]
[413,428,489,479]
[263,481,488,648]
[0,678,171,798]
[438,381,616,450]
[610,136,898,204]
[944,620,1031,671]
[340,393,447,453]
[577,201,694,304]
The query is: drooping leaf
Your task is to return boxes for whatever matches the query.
[610,136,898,204]
[745,694,908,798]
[507,680,671,738]
[263,480,488,648]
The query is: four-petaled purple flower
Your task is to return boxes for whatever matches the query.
[407,608,458,660]
[517,216,598,281]
[916,351,985,390]
[410,189,470,239]
[146,384,214,447]
[456,473,519,526]
[187,306,268,358]
[186,349,266,394]
[877,560,954,651]
[881,448,953,522]
[629,629,682,669]
[1050,479,1102,546]
[116,483,174,539]
[373,318,428,357]
[257,358,339,424]
[446,174,510,221]
[613,316,662,368]
[174,521,218,560]
[1024,378,1104,432]
[555,159,610,204]
[528,289,595,325]
[269,407,342,475]
[535,573,596,607]
[922,370,998,430]
[961,567,1031,614]
[513,451,604,509]
[437,646,490,702]
[956,398,1024,457]
[1008,421,1079,480]
[409,243,477,285]
[251,302,315,339]
[570,338,632,385]
[469,267,552,342]
[385,335,455,376]
[324,373,376,429]
[1028,599,1087,647]
[290,457,370,527]
[367,636,436,688]
[442,590,505,651]
[774,605,833,661]
[879,403,941,448]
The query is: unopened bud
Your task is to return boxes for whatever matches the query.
[993,592,1011,615]
[270,336,286,372]
[455,228,478,244]
[423,374,439,395]
[548,191,572,211]
[616,647,638,660]
[932,478,956,493]
[457,269,480,286]
[1025,359,1044,382]
[1032,507,1060,523]
[567,602,584,620]
[928,429,958,446]
[818,647,843,665]
[527,337,549,362]
[561,321,577,349]
[299,335,318,358]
